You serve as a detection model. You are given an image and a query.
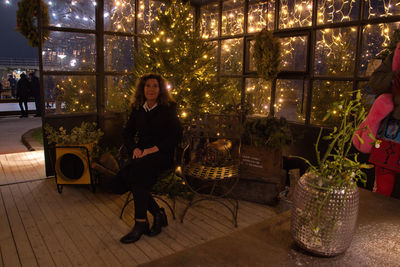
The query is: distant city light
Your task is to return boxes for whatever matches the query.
[5,0,10,5]
[57,55,66,59]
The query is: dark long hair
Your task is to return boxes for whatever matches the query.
[132,74,174,109]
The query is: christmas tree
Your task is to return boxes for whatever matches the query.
[131,0,235,120]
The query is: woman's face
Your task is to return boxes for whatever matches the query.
[144,78,160,102]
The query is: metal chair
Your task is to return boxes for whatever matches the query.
[180,114,241,227]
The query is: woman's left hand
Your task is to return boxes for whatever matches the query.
[138,146,159,158]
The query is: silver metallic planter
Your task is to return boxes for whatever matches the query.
[290,172,359,256]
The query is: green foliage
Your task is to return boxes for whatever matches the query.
[56,77,96,113]
[130,0,233,120]
[44,122,104,145]
[311,81,353,126]
[253,29,280,81]
[16,0,49,47]
[152,172,192,200]
[243,116,293,150]
[32,127,43,145]
[294,91,373,189]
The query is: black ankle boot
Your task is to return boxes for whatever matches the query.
[120,220,150,244]
[148,208,168,237]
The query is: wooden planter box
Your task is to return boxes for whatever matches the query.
[240,145,283,183]
[235,146,285,205]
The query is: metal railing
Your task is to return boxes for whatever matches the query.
[0,57,39,69]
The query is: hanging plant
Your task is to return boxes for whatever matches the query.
[16,0,50,47]
[253,28,280,81]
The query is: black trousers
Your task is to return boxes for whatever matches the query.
[34,96,41,115]
[18,100,28,115]
[106,152,170,220]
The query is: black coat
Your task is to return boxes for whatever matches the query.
[16,76,31,100]
[108,102,182,192]
[123,102,182,163]
[30,76,41,97]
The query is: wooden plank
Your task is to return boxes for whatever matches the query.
[0,246,4,267]
[95,190,175,259]
[0,188,21,267]
[80,190,157,265]
[24,152,45,178]
[8,183,56,267]
[59,184,138,266]
[102,192,214,249]
[0,155,15,184]
[4,153,32,183]
[16,153,42,178]
[39,183,121,266]
[93,190,167,260]
[0,186,38,266]
[238,200,277,220]
[18,181,79,266]
[0,156,7,181]
[25,181,101,266]
[9,153,35,181]
[3,154,22,183]
[149,198,198,249]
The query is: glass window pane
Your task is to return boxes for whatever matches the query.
[104,0,135,33]
[358,81,375,112]
[222,0,244,36]
[248,0,275,33]
[279,0,313,29]
[105,75,132,112]
[245,78,271,116]
[314,27,357,76]
[47,0,95,29]
[310,80,352,126]
[201,3,219,39]
[138,0,165,34]
[365,0,400,19]
[275,79,306,122]
[208,41,219,72]
[219,78,242,112]
[43,75,96,114]
[221,38,243,74]
[360,22,400,77]
[317,0,359,24]
[104,35,135,72]
[248,40,256,72]
[280,36,308,71]
[43,31,95,72]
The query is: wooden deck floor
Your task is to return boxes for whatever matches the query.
[0,151,46,185]
[0,151,277,266]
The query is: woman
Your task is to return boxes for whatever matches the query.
[116,74,182,244]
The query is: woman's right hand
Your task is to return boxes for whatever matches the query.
[132,148,143,159]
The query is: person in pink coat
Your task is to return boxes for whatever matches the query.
[353,42,400,197]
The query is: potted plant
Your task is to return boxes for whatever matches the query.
[44,121,104,153]
[290,91,373,256]
[241,115,293,180]
[234,116,293,205]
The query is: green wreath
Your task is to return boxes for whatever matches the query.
[253,29,281,81]
[16,0,50,47]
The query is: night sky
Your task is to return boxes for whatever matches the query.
[0,1,38,59]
